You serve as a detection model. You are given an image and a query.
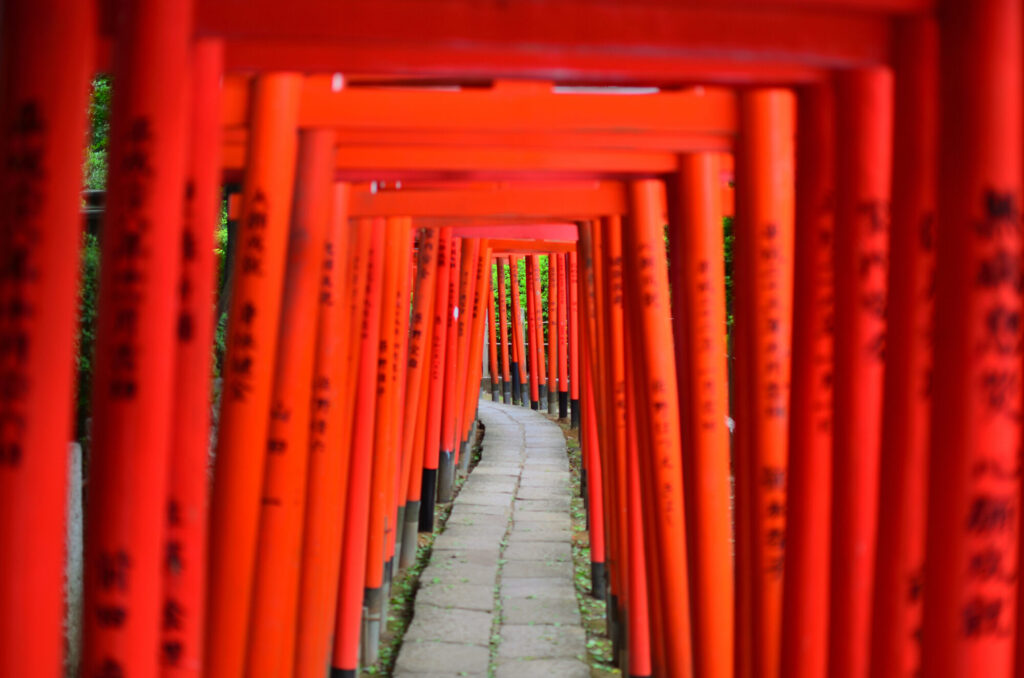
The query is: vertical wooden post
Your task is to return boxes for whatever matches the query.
[419,234,457,531]
[830,67,893,678]
[548,252,560,415]
[870,17,937,678]
[526,255,542,409]
[488,292,501,401]
[510,255,528,406]
[498,257,512,403]
[162,38,223,678]
[205,72,302,678]
[294,183,353,678]
[331,218,386,677]
[780,82,836,678]
[668,152,734,678]
[734,89,796,678]
[397,228,440,568]
[246,128,336,676]
[923,2,1021,677]
[81,2,192,677]
[0,2,95,675]
[569,251,581,427]
[558,252,570,419]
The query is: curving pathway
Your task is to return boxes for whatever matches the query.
[394,399,589,678]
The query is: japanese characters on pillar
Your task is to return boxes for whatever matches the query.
[781,82,836,678]
[830,68,892,678]
[924,2,1022,676]
[82,2,192,677]
[735,89,795,678]
[0,1,95,676]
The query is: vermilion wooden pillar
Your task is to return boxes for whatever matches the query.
[81,2,192,677]
[415,229,454,534]
[294,183,353,678]
[780,82,836,678]
[163,38,222,678]
[452,239,481,472]
[668,152,734,678]
[397,228,440,568]
[830,67,893,678]
[570,251,581,427]
[526,254,542,408]
[246,128,335,676]
[625,179,694,678]
[734,89,796,678]
[460,243,492,473]
[488,297,500,401]
[206,73,302,678]
[558,252,570,419]
[331,218,386,678]
[509,254,526,405]
[0,2,95,676]
[498,257,512,403]
[923,2,1021,677]
[870,17,937,678]
[363,217,411,665]
[548,252,560,415]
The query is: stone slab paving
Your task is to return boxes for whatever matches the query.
[394,398,588,677]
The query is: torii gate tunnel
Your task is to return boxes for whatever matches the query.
[0,1,1021,677]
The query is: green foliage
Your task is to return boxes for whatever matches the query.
[83,75,111,190]
[75,233,101,437]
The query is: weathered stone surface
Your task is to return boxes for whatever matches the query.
[445,511,510,528]
[395,640,490,675]
[417,582,496,612]
[501,577,577,599]
[420,560,499,586]
[516,485,567,500]
[497,625,586,660]
[495,658,589,678]
[513,498,571,513]
[458,492,516,507]
[404,605,494,646]
[502,560,574,579]
[430,547,501,568]
[507,528,572,545]
[503,596,582,625]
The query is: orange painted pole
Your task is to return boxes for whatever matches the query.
[780,82,835,678]
[81,1,191,676]
[601,215,632,666]
[668,152,734,678]
[430,237,462,509]
[363,217,410,665]
[246,128,336,676]
[417,232,456,531]
[162,38,222,678]
[331,218,386,677]
[733,90,795,678]
[488,292,501,401]
[558,252,570,420]
[509,255,527,406]
[525,255,541,409]
[569,251,581,427]
[624,179,694,678]
[0,1,94,675]
[548,252,559,415]
[623,299,654,678]
[533,254,547,405]
[384,227,414,578]
[294,182,353,678]
[439,237,475,497]
[205,72,302,678]
[580,303,607,596]
[452,238,481,470]
[498,257,513,403]
[460,243,492,473]
[830,68,893,678]
[397,228,440,568]
[923,2,1021,677]
[870,17,937,678]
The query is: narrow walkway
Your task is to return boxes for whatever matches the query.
[394,399,589,678]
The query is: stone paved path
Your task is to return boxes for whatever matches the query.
[394,399,589,678]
